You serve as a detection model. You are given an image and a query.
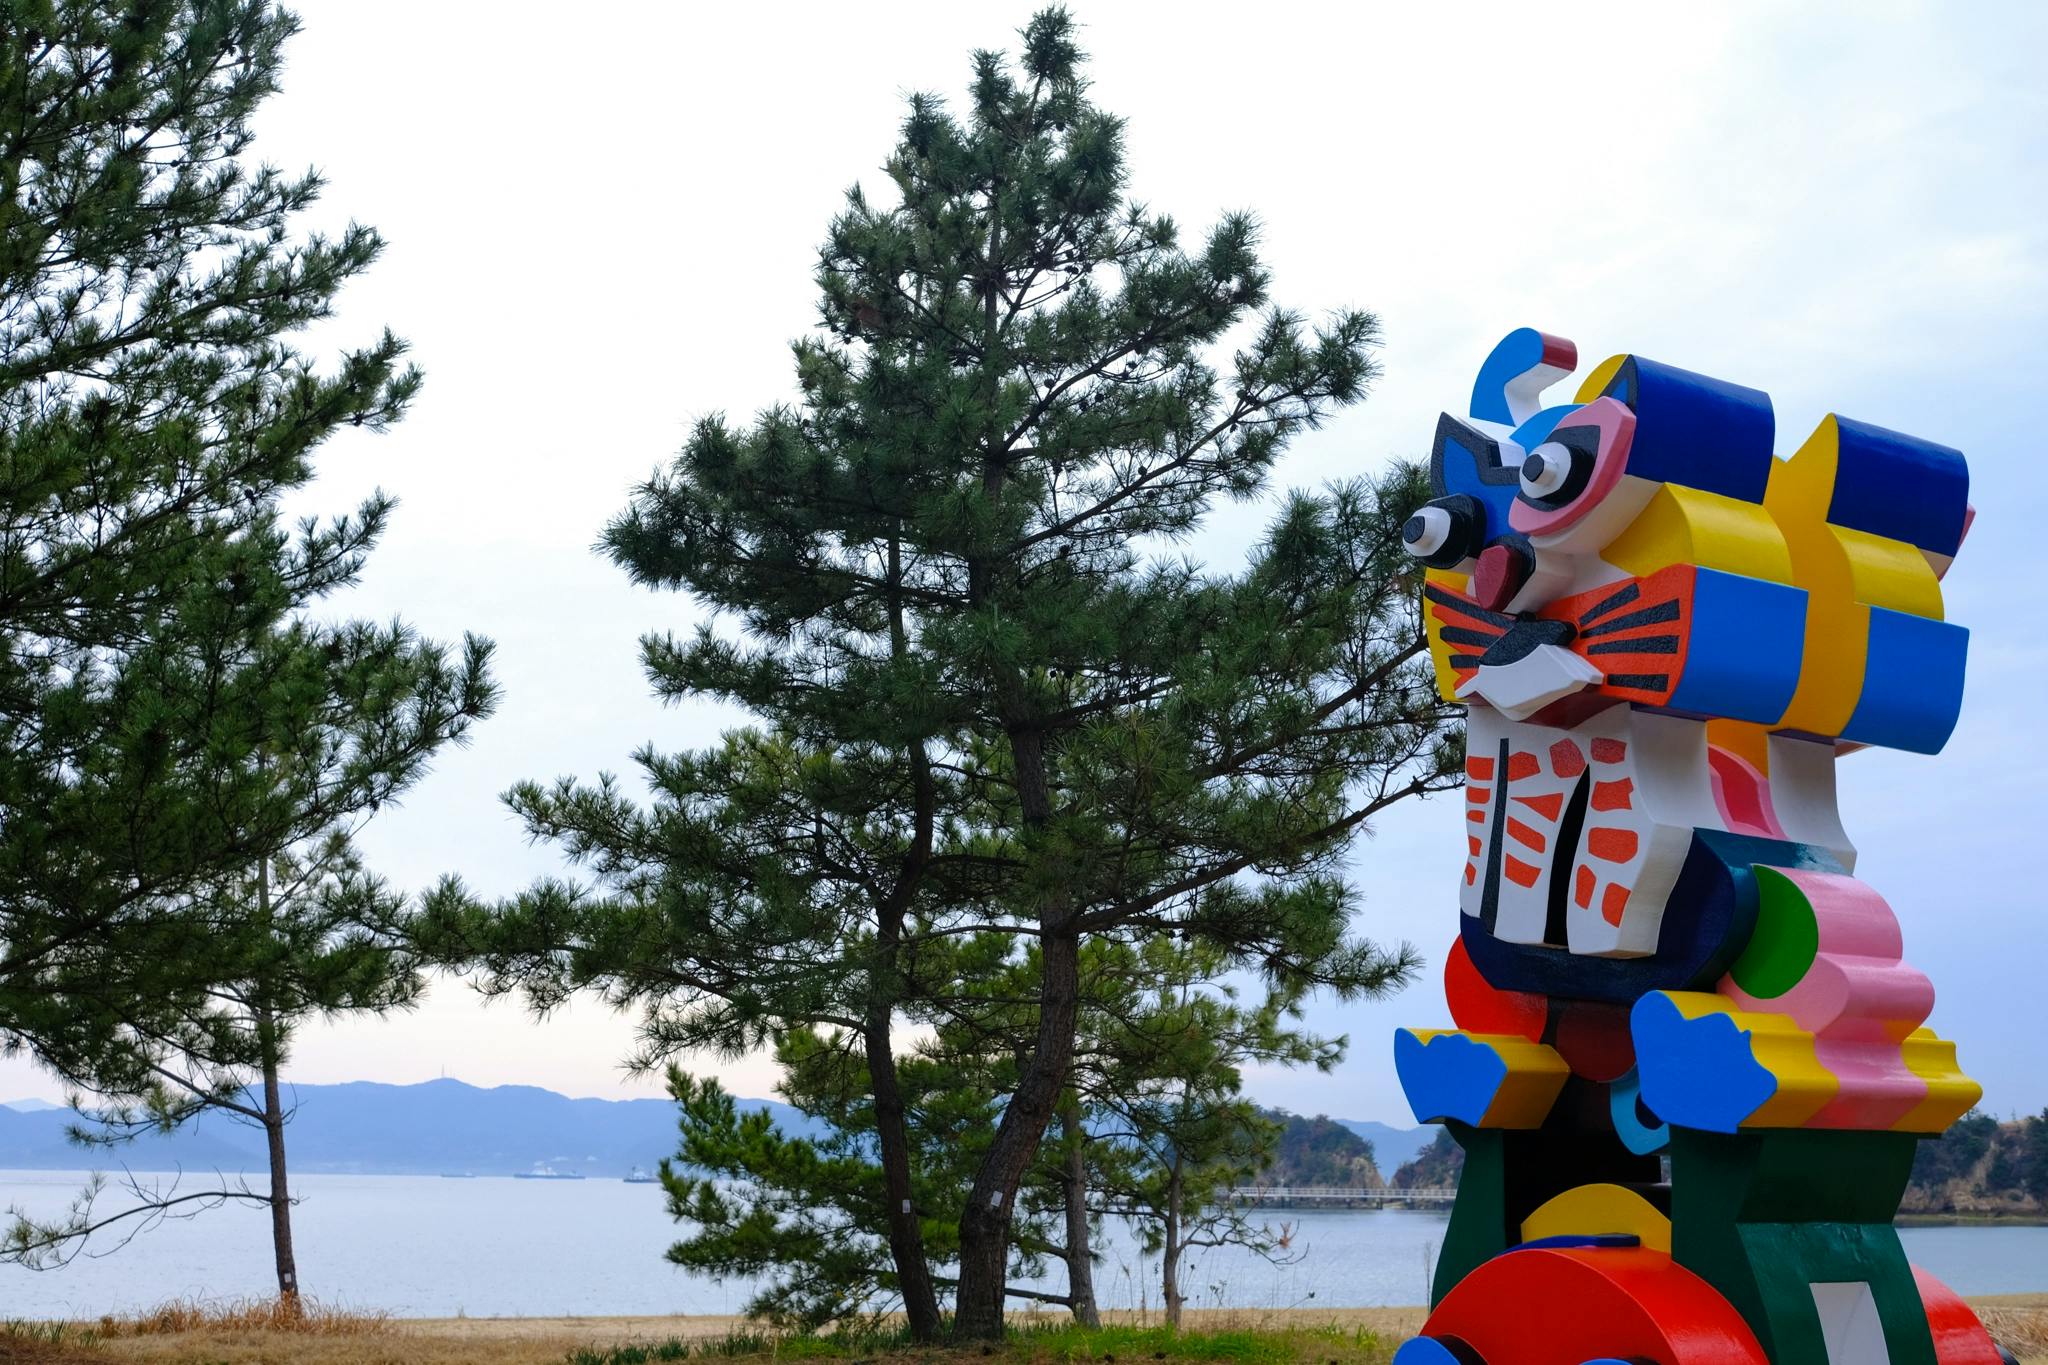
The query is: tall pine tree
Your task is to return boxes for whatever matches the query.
[428,8,1453,1339]
[0,0,496,1257]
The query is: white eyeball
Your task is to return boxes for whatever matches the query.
[1520,442,1572,498]
[1403,505,1452,558]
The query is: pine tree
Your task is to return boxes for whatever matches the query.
[426,7,1454,1339]
[68,830,467,1297]
[1,0,496,1265]
[654,1013,1046,1332]
[1067,939,1334,1328]
[651,936,1342,1332]
[2023,1109,2048,1205]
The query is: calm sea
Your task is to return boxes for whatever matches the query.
[1,1169,2041,1320]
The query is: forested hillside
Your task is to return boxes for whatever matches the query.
[1392,1128,1465,1188]
[1905,1110,2048,1215]
[1380,1111,2047,1213]
[1257,1111,1385,1186]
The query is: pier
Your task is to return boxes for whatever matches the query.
[1224,1185,1458,1209]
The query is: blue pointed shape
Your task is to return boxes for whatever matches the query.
[1629,993,1778,1134]
[1394,1030,1508,1126]
[1508,403,1577,453]
[1469,327,1554,425]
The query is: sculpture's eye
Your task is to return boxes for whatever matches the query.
[1506,398,1637,539]
[1404,506,1452,555]
[1402,494,1485,569]
[1519,443,1573,498]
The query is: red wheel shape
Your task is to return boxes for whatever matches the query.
[1913,1264,2005,1364]
[1410,1245,1768,1365]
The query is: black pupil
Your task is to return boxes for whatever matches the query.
[1522,453,1549,480]
[1403,514,1430,544]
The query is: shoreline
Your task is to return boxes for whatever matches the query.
[54,1301,2048,1364]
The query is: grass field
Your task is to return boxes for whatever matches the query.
[3,1300,2042,1365]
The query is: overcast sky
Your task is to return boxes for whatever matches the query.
[7,1,2044,1126]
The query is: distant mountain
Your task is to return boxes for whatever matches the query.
[0,1077,1437,1186]
[1335,1119,1436,1174]
[2,1097,62,1112]
[0,1102,260,1171]
[0,1078,822,1178]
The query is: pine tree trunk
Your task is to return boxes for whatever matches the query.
[954,874,1078,1335]
[1060,1105,1100,1328]
[254,857,299,1306]
[952,213,1081,1339]
[864,1013,942,1341]
[871,536,944,1343]
[1162,1158,1184,1329]
[260,1030,299,1304]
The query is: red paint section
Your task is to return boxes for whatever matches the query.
[1549,739,1587,778]
[1417,1246,1768,1364]
[1507,818,1548,852]
[1575,865,1596,910]
[1505,856,1542,888]
[1553,1000,1636,1082]
[1912,1264,2004,1363]
[1588,828,1640,862]
[1591,777,1635,811]
[1707,743,1785,838]
[1603,883,1631,926]
[1473,541,1532,612]
[1508,751,1542,781]
[1592,737,1629,763]
[1444,937,1548,1042]
[1537,333,1578,371]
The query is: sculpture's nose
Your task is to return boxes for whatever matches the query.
[1473,542,1532,613]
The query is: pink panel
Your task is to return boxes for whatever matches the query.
[1508,397,1637,536]
[1719,869,1936,1129]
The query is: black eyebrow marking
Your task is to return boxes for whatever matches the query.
[1586,635,1680,656]
[1578,582,1640,625]
[1580,600,1681,638]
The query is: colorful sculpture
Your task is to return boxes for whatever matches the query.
[1390,330,2011,1364]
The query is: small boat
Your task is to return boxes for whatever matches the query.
[623,1166,658,1184]
[512,1162,586,1180]
[438,1172,478,1179]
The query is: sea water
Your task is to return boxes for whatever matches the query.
[0,1169,2040,1320]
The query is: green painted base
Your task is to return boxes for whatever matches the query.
[1668,1127,1939,1365]
[1430,1120,1965,1365]
[1431,1087,1662,1305]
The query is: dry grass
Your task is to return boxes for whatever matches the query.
[96,1329,590,1365]
[4,1299,2036,1365]
[94,1297,389,1339]
[1976,1293,2048,1362]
